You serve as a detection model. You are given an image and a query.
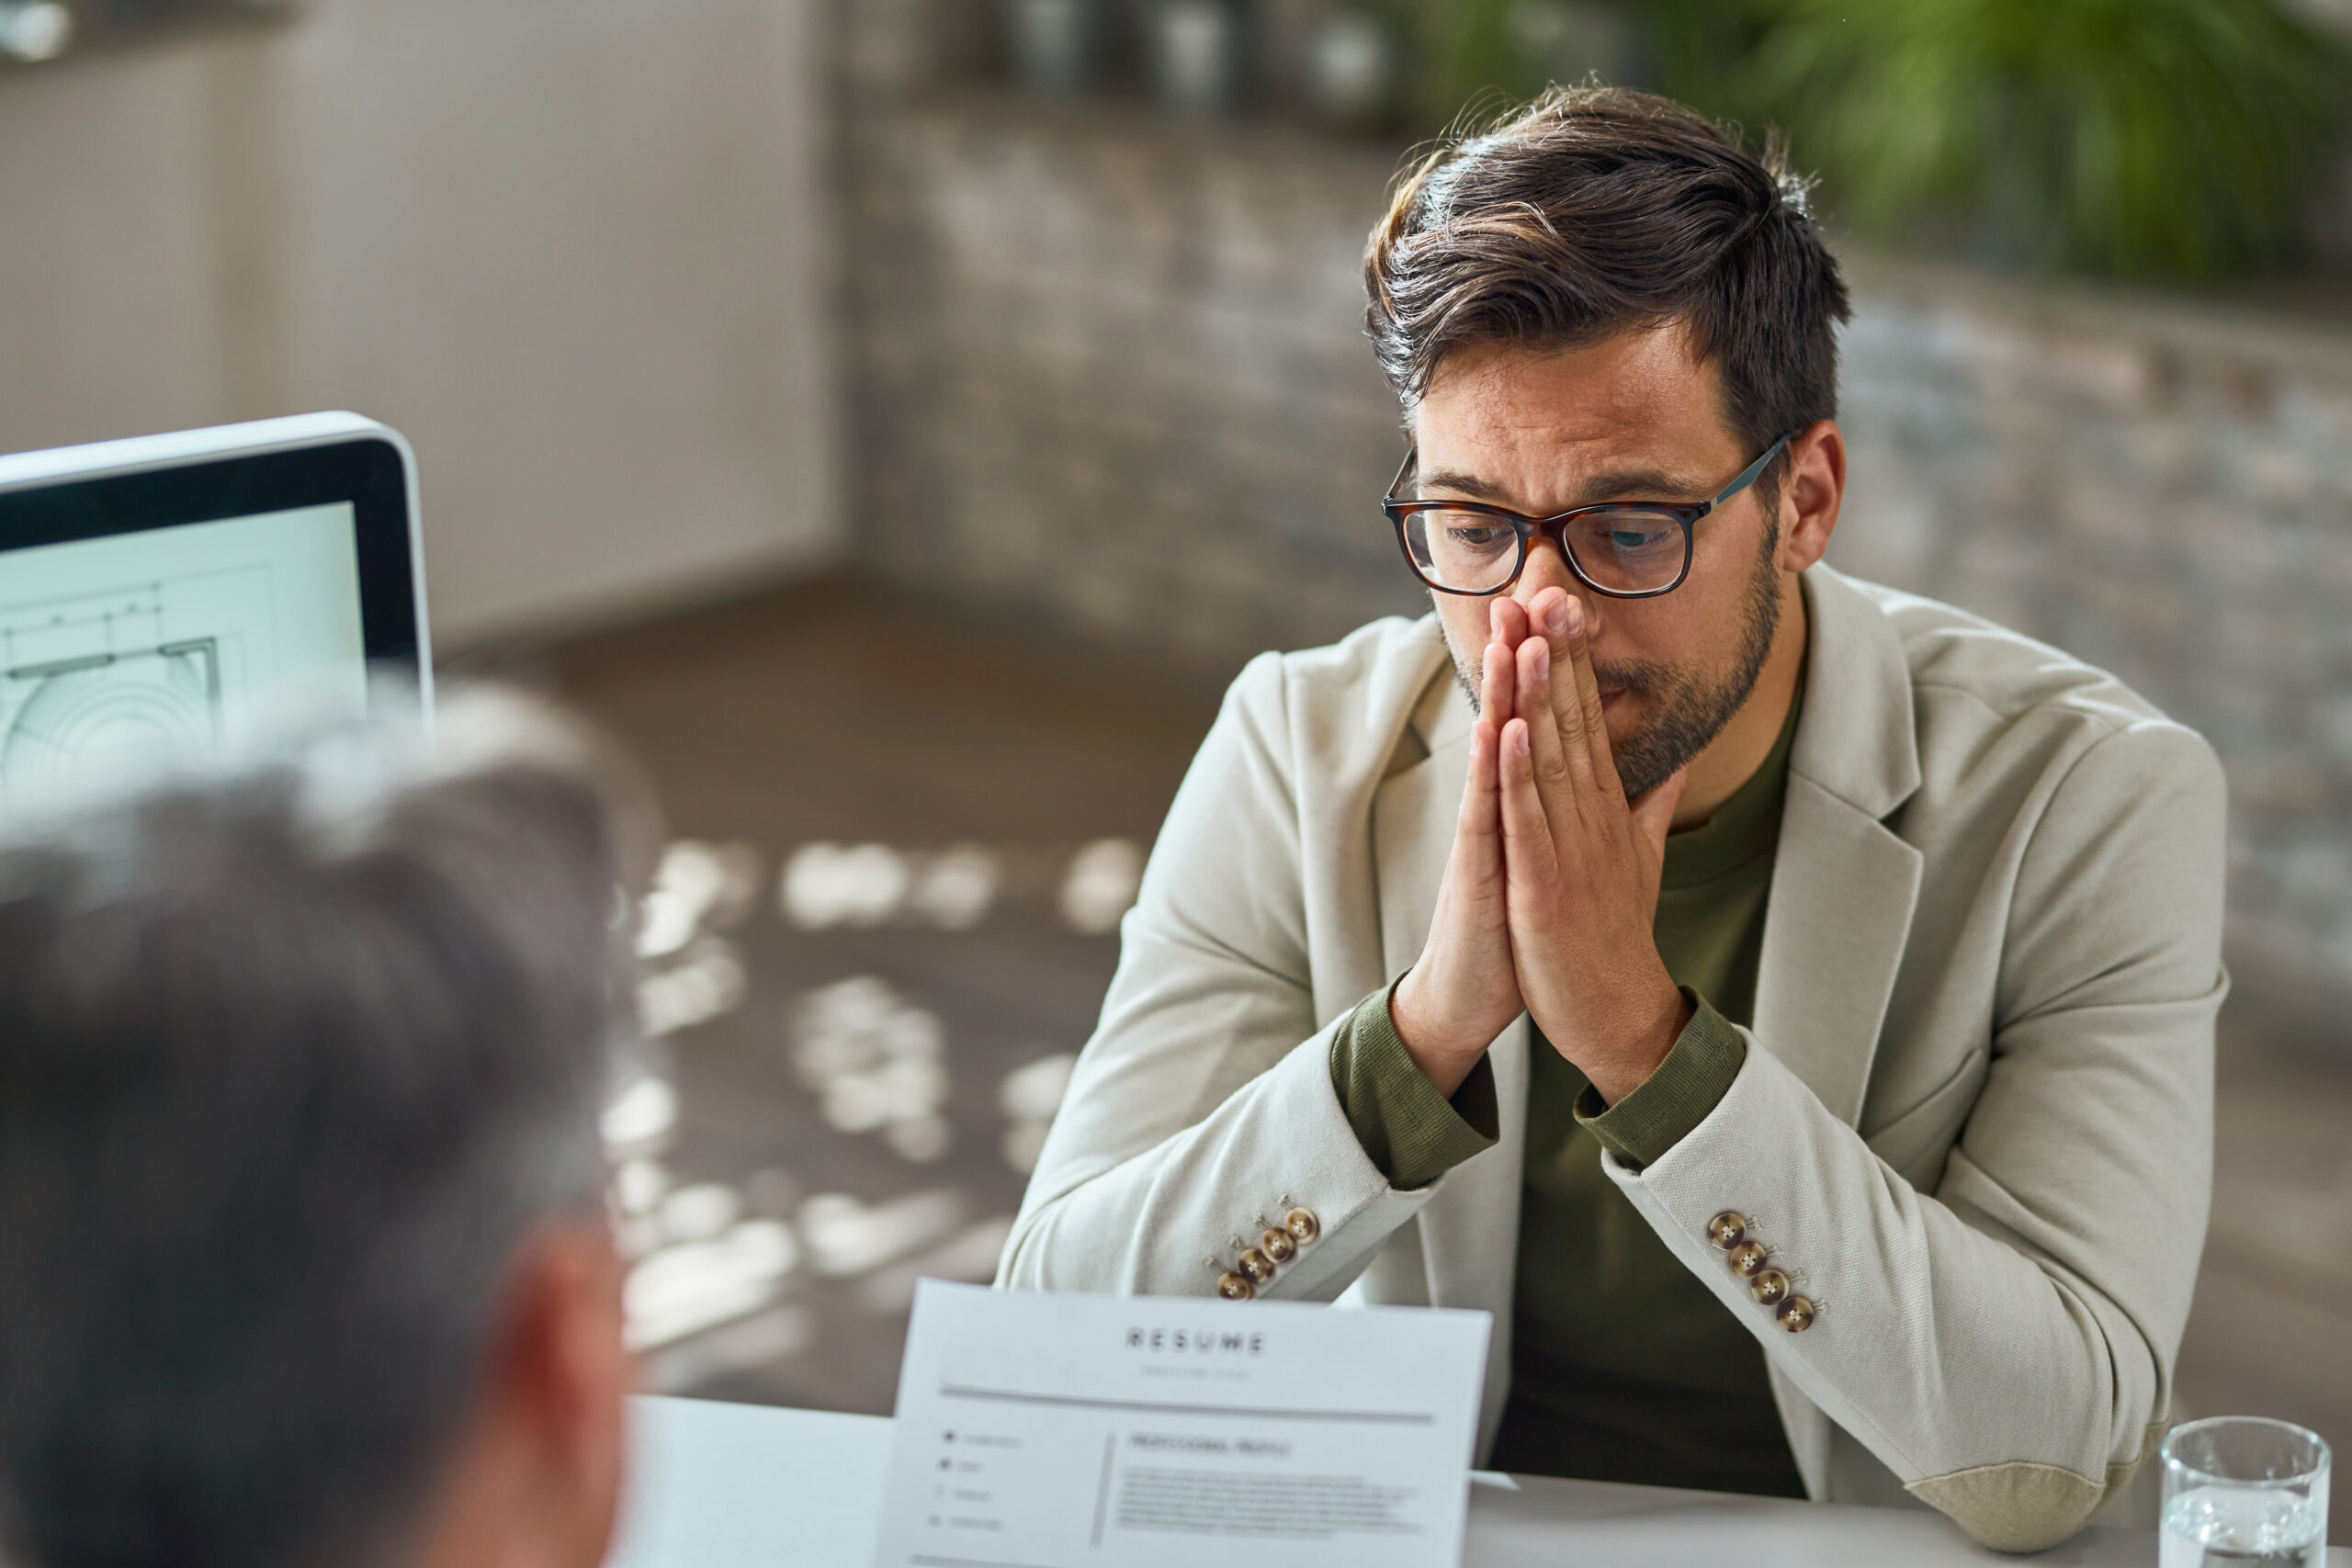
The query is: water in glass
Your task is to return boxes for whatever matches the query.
[2161,1484,2326,1567]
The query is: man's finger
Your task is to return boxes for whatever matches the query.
[1482,632,1516,728]
[1496,716,1559,886]
[1458,717,1503,859]
[1526,590,1600,806]
[1514,634,1584,836]
[1491,594,1530,657]
[1628,765,1690,865]
[1558,597,1624,807]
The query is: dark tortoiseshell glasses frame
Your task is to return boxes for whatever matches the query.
[1381,433,1795,599]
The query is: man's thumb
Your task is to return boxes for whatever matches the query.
[1630,766,1690,852]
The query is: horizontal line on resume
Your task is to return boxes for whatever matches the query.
[938,1384,1436,1424]
[910,1555,1061,1568]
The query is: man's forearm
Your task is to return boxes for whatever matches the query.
[1600,1018,2209,1553]
[1566,988,1744,1168]
[1001,1004,1437,1302]
[1330,977,1498,1189]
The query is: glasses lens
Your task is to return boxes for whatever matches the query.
[1565,510,1687,594]
[1403,508,1521,593]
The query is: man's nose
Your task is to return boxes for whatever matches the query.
[1512,540,1602,639]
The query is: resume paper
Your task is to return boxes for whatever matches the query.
[872,1280,1492,1568]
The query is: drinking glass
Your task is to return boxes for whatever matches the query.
[2161,1416,2330,1566]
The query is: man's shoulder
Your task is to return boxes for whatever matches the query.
[1226,614,1450,746]
[1815,573,2220,846]
[1840,573,2188,740]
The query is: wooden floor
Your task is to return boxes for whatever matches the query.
[517,579,1225,1416]
[507,578,2349,1535]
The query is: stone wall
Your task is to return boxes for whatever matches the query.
[1831,263,2352,1040]
[843,82,2352,1042]
[848,95,1425,665]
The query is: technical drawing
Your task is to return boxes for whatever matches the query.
[1,640,221,803]
[0,577,258,806]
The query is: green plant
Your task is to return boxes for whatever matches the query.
[1373,0,1654,133]
[1365,0,1532,131]
[1734,0,2352,281]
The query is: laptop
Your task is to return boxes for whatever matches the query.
[0,412,428,804]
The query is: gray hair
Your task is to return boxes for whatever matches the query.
[0,691,639,1568]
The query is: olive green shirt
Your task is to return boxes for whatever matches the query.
[1329,686,1806,1496]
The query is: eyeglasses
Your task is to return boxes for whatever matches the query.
[1382,434,1793,599]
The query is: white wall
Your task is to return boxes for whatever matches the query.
[0,0,842,647]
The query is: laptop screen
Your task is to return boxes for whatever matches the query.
[1,502,372,803]
[0,416,427,808]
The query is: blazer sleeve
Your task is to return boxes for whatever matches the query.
[1600,717,2226,1552]
[996,652,1446,1301]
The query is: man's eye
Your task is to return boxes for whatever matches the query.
[1444,525,1512,552]
[1609,527,1671,551]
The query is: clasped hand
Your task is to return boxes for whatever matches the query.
[1391,587,1690,1105]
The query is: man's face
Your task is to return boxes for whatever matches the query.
[1411,328,1790,798]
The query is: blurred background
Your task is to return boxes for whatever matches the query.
[2,0,2349,1532]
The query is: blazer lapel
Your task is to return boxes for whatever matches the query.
[1373,665,1468,983]
[1754,780,1923,1127]
[1752,567,1927,1128]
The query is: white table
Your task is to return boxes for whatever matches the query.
[607,1395,2348,1567]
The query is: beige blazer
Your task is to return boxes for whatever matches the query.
[999,565,2226,1552]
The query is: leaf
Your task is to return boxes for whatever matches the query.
[1714,0,2352,281]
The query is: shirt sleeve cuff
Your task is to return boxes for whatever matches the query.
[1573,988,1746,1171]
[1329,976,1499,1190]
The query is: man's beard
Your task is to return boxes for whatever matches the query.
[1446,523,1782,799]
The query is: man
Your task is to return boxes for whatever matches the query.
[1000,88,2225,1553]
[0,694,637,1568]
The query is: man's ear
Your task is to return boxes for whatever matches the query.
[507,1218,631,1564]
[454,1218,634,1568]
[1776,420,1846,574]
[410,1218,632,1568]
[515,1219,631,1512]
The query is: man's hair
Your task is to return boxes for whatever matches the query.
[0,693,634,1568]
[1364,85,1853,494]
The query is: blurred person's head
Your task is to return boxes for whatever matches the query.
[0,693,639,1568]
[1365,85,1853,800]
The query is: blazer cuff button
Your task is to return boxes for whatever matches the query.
[1750,1268,1790,1307]
[1283,1207,1321,1245]
[1236,1248,1277,1285]
[1216,1271,1255,1301]
[1776,1295,1816,1333]
[1727,1240,1769,1277]
[1706,1212,1747,1250]
[1261,1228,1297,1264]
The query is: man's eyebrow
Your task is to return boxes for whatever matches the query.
[1418,466,1708,509]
